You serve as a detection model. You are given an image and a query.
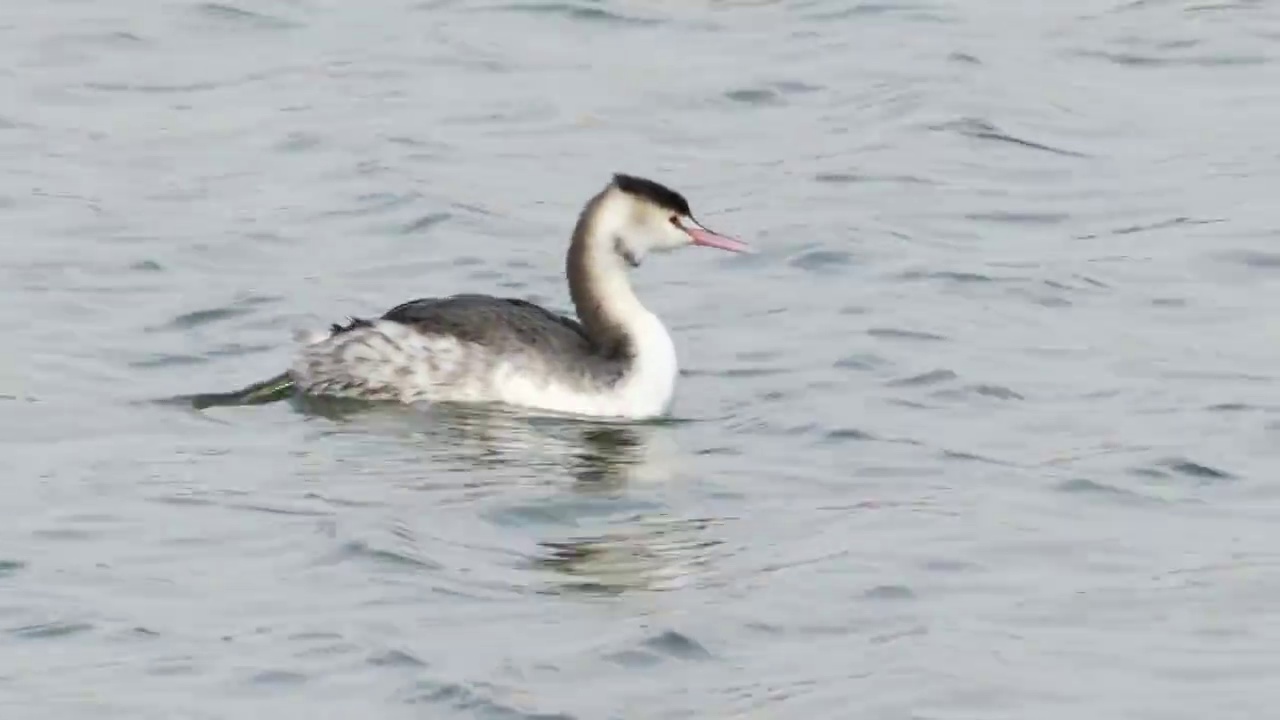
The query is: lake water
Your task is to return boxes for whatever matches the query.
[4,0,1280,717]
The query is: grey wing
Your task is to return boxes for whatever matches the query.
[375,294,597,357]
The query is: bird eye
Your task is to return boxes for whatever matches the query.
[669,215,682,228]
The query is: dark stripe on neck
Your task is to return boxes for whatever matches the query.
[566,190,633,360]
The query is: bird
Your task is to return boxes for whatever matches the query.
[191,173,749,420]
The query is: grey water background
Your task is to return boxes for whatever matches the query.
[3,0,1280,717]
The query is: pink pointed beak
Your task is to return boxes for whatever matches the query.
[682,218,751,254]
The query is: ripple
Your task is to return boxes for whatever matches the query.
[480,2,660,26]
[641,629,713,660]
[153,295,278,332]
[129,343,277,368]
[0,560,26,578]
[725,88,785,106]
[403,212,453,234]
[146,657,198,677]
[800,1,954,22]
[931,117,1088,158]
[966,211,1070,225]
[368,649,429,668]
[867,327,948,342]
[193,3,301,31]
[921,558,980,572]
[897,269,997,283]
[834,353,889,371]
[486,495,662,528]
[296,643,362,662]
[400,677,577,718]
[788,249,856,272]
[1206,402,1275,413]
[318,191,419,219]
[888,369,957,387]
[247,669,308,686]
[274,132,322,152]
[224,501,332,517]
[1097,216,1223,238]
[870,625,928,645]
[822,427,876,442]
[1160,458,1237,482]
[148,494,215,508]
[814,172,934,185]
[605,648,662,668]
[1075,49,1267,67]
[324,540,444,572]
[10,621,94,640]
[84,80,226,94]
[1052,275,1110,291]
[939,450,1011,466]
[1216,250,1280,269]
[962,384,1025,401]
[32,527,100,541]
[776,80,825,94]
[1055,478,1156,503]
[720,366,788,378]
[864,584,916,600]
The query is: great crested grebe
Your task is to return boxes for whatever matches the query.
[194,174,749,419]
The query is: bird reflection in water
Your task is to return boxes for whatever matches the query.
[293,395,724,595]
[533,422,725,597]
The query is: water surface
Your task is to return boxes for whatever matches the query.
[3,0,1280,717]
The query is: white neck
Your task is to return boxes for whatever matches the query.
[568,192,679,416]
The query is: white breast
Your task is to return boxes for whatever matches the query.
[486,310,677,419]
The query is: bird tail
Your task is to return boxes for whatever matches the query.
[187,371,296,410]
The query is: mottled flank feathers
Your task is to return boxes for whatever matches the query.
[330,317,374,335]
